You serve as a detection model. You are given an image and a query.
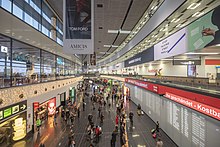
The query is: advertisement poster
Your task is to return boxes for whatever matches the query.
[187,6,220,51]
[63,0,94,54]
[187,65,196,77]
[154,28,187,61]
[90,52,96,66]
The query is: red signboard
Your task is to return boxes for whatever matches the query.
[33,102,39,111]
[165,92,220,121]
[125,78,159,93]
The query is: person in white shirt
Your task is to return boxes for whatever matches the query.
[156,138,163,147]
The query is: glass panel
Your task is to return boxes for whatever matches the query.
[41,50,56,82]
[1,0,12,12]
[56,56,65,79]
[13,3,23,19]
[42,25,49,36]
[12,40,40,86]
[24,12,32,25]
[0,35,11,88]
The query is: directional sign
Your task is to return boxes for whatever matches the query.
[0,100,27,122]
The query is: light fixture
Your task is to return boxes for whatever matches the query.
[174,18,180,23]
[215,44,220,47]
[187,3,201,10]
[120,30,131,34]
[185,52,219,55]
[108,30,118,33]
[192,11,205,17]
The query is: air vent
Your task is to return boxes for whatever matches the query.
[97,4,103,8]
[98,26,103,29]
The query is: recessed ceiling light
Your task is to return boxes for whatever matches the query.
[174,18,180,23]
[187,3,201,10]
[185,52,219,55]
[192,11,204,17]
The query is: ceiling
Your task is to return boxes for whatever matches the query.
[104,0,220,67]
[47,0,152,62]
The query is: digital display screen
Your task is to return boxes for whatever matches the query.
[187,65,196,77]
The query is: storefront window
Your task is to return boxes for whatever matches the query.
[12,40,40,86]
[0,35,11,88]
[0,112,27,145]
[41,50,56,82]
[56,57,65,79]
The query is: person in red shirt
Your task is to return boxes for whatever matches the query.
[115,115,119,126]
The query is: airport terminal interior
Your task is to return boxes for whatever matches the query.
[0,0,220,147]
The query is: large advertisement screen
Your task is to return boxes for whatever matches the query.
[154,28,187,60]
[63,0,94,54]
[187,6,220,51]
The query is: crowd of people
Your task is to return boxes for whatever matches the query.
[37,80,164,147]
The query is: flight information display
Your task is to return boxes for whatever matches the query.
[126,83,220,147]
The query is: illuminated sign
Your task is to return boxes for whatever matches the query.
[13,116,26,141]
[4,108,12,118]
[12,105,19,114]
[1,46,8,53]
[0,111,2,120]
[165,92,220,121]
[48,98,56,115]
[0,101,27,122]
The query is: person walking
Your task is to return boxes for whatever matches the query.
[36,117,41,132]
[156,121,160,132]
[83,101,86,111]
[156,138,163,147]
[111,130,117,147]
[53,113,57,125]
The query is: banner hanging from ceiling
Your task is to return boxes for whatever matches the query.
[63,0,94,54]
[90,52,96,66]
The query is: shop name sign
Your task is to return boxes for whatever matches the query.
[128,57,142,64]
[125,78,159,93]
[173,60,201,65]
[127,79,148,89]
[0,100,27,122]
[165,92,220,121]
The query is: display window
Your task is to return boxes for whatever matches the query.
[0,112,27,145]
[33,97,56,132]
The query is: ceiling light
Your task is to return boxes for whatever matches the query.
[111,45,119,48]
[103,45,111,48]
[176,24,182,28]
[174,18,180,23]
[171,18,176,23]
[185,52,219,55]
[215,44,220,47]
[120,30,131,34]
[153,6,158,10]
[187,3,201,10]
[108,30,118,33]
[192,11,204,17]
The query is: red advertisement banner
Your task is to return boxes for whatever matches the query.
[165,92,220,121]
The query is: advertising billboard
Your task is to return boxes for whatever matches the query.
[63,0,94,54]
[124,47,154,67]
[154,28,187,60]
[187,6,220,51]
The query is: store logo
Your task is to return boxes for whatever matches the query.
[71,44,88,49]
[69,27,88,31]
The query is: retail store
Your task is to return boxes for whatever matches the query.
[69,87,76,104]
[0,101,27,145]
[33,98,56,132]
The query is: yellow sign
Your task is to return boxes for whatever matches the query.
[13,117,26,141]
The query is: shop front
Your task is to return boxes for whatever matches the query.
[123,85,130,100]
[33,97,56,132]
[60,92,66,106]
[0,101,27,146]
[69,87,76,104]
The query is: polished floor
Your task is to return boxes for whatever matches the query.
[11,90,177,147]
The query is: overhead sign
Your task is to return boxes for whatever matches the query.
[1,46,8,53]
[0,100,27,122]
[63,0,94,54]
[154,28,187,60]
[125,78,158,93]
[173,60,201,65]
[124,47,154,67]
[165,92,220,121]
